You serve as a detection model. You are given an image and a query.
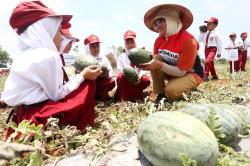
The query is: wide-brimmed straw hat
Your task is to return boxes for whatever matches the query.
[144,4,193,32]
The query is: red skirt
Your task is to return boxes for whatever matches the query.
[96,76,115,101]
[7,80,96,138]
[115,72,150,101]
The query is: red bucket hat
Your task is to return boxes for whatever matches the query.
[61,28,79,42]
[241,32,247,37]
[204,17,218,25]
[9,1,72,35]
[124,30,136,40]
[144,4,193,32]
[84,34,101,45]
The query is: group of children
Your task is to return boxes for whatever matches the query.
[225,32,250,73]
[198,17,249,81]
[81,31,151,102]
[3,1,237,135]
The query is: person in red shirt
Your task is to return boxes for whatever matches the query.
[84,34,116,101]
[115,30,150,101]
[3,1,102,138]
[141,4,203,107]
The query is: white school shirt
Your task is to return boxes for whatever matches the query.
[226,40,241,61]
[238,39,250,51]
[117,52,148,77]
[94,54,113,77]
[1,48,84,106]
[198,29,223,55]
[226,39,242,48]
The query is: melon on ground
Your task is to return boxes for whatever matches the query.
[137,111,219,166]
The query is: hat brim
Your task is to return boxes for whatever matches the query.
[65,35,80,42]
[204,21,214,23]
[89,41,102,44]
[124,36,136,40]
[144,4,193,32]
[48,14,72,28]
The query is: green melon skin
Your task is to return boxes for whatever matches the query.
[100,64,109,75]
[123,66,139,84]
[73,54,99,73]
[181,103,248,147]
[128,48,152,67]
[137,111,219,166]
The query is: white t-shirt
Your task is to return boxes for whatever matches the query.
[1,48,84,106]
[198,29,223,54]
[237,39,250,51]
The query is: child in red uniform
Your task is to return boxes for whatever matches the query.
[2,1,102,137]
[198,17,222,81]
[141,4,203,106]
[115,30,150,101]
[238,32,250,71]
[84,34,116,101]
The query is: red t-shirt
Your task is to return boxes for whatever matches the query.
[153,30,199,71]
[154,30,203,83]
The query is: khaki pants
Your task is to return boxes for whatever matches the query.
[151,55,200,100]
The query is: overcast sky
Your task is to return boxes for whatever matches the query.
[1,0,250,59]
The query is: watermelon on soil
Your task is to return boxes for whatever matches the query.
[137,111,219,166]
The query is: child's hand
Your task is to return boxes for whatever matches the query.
[81,65,102,80]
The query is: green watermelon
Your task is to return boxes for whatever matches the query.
[123,66,139,84]
[100,64,109,76]
[73,54,110,75]
[128,48,152,67]
[73,54,99,73]
[199,25,207,33]
[180,103,249,147]
[137,111,219,166]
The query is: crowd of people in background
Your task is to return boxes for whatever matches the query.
[0,1,249,136]
[198,17,249,81]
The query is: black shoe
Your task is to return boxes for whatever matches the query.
[203,76,209,82]
[154,94,167,108]
[211,76,219,80]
